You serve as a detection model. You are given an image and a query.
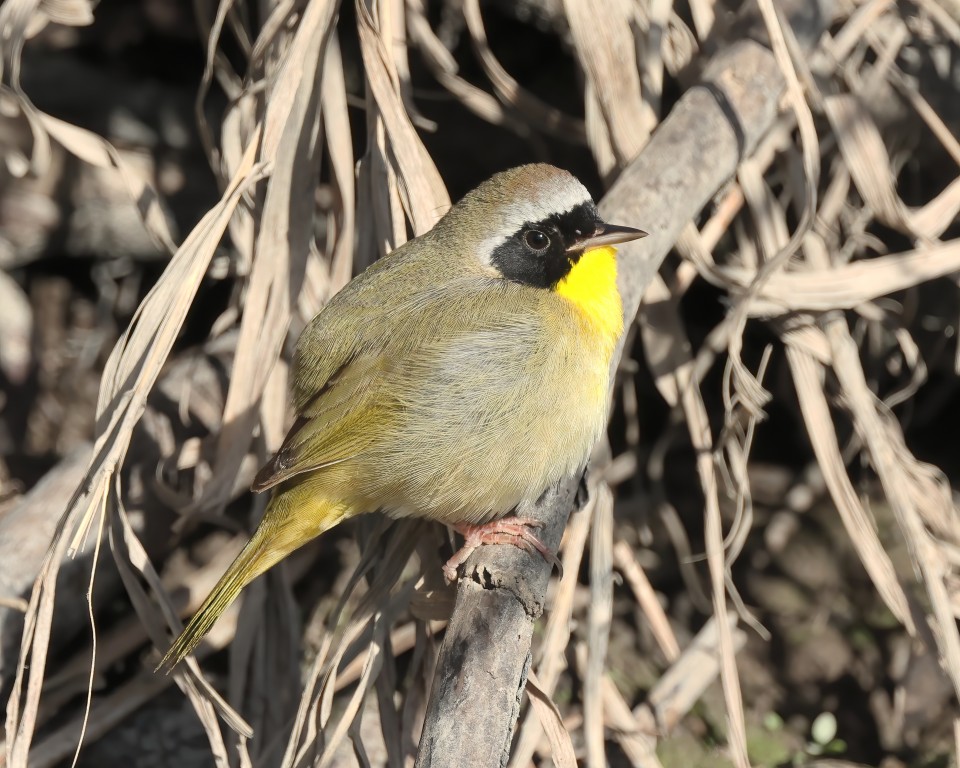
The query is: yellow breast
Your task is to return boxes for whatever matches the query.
[554,245,624,347]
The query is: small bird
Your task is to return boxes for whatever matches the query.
[161,164,645,667]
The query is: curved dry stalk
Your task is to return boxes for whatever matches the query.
[783,332,915,628]
[724,0,823,422]
[356,0,449,234]
[523,673,577,768]
[583,484,614,768]
[281,519,424,767]
[405,0,535,140]
[826,320,960,699]
[460,0,587,144]
[563,0,651,171]
[198,0,338,515]
[612,540,681,662]
[4,153,266,764]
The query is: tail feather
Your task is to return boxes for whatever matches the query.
[159,537,266,670]
[159,487,350,670]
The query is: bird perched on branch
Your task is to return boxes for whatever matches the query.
[161,163,645,668]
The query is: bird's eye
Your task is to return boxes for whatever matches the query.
[523,229,550,252]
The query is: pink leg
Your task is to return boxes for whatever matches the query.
[442,516,563,583]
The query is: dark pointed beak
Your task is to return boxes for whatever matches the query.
[566,222,648,253]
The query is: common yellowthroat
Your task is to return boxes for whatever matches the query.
[161,164,645,667]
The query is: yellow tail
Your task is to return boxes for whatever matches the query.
[159,485,350,670]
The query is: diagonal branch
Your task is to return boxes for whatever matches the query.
[414,4,828,764]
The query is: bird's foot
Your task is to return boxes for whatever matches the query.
[442,516,563,583]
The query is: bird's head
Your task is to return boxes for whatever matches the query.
[435,163,646,290]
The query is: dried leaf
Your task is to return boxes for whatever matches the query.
[525,672,577,768]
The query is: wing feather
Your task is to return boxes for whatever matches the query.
[251,247,534,494]
[251,353,390,491]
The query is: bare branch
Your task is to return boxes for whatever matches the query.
[415,5,828,763]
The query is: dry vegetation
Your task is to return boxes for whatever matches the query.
[1,0,960,766]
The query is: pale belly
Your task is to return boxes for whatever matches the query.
[350,315,614,525]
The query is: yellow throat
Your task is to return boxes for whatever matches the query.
[555,245,624,344]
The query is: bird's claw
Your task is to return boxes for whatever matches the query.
[443,516,563,583]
